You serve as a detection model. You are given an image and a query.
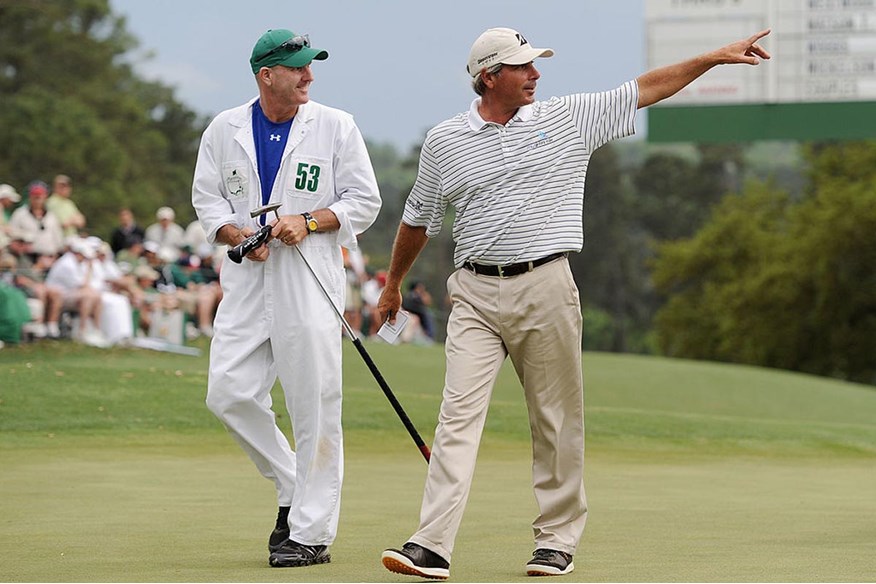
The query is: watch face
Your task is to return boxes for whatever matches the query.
[307,219,318,232]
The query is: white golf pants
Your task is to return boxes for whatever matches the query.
[206,242,345,547]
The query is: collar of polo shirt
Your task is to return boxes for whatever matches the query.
[467,99,534,131]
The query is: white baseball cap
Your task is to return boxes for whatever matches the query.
[466,28,554,78]
[0,183,21,202]
[156,206,175,220]
[69,237,96,259]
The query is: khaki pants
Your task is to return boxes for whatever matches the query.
[409,257,586,562]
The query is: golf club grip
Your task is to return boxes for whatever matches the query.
[352,338,432,463]
[227,225,272,264]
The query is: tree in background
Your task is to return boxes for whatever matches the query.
[0,0,206,236]
[571,143,654,352]
[652,141,876,384]
[634,144,745,241]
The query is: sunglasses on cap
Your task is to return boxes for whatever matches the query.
[255,34,310,63]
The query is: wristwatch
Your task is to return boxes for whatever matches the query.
[301,212,319,234]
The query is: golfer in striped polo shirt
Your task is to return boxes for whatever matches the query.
[379,26,771,579]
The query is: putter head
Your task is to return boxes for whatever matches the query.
[250,202,282,219]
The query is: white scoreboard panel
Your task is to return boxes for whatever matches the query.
[646,0,876,105]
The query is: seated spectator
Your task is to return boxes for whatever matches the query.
[343,247,366,334]
[45,238,106,347]
[8,181,64,258]
[46,174,86,238]
[115,240,146,273]
[402,280,436,341]
[0,266,32,345]
[85,237,134,345]
[110,208,145,254]
[160,250,221,339]
[361,270,386,338]
[0,184,22,247]
[187,245,222,337]
[144,206,185,263]
[183,218,208,252]
[1,230,63,338]
[131,264,162,335]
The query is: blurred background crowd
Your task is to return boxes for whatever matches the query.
[0,174,436,349]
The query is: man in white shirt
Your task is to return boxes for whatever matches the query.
[379,26,771,580]
[144,206,185,263]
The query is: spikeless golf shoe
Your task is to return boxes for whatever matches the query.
[382,542,450,580]
[525,548,575,576]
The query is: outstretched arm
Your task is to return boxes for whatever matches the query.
[637,29,771,109]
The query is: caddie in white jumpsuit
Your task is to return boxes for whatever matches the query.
[191,28,380,568]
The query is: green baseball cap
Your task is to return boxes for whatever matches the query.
[250,29,328,73]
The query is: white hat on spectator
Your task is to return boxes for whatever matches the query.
[133,264,160,281]
[156,206,175,221]
[70,237,96,259]
[143,241,160,254]
[158,247,178,263]
[0,184,21,202]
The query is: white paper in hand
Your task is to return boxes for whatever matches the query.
[377,311,409,344]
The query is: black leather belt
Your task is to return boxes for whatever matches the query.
[462,252,567,278]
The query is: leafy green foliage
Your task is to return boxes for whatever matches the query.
[653,142,876,383]
[0,0,206,235]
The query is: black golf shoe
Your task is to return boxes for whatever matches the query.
[269,507,290,553]
[525,548,575,576]
[268,526,290,553]
[381,542,450,580]
[268,539,331,568]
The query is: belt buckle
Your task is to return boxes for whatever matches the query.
[497,264,505,278]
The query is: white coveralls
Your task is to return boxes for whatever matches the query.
[192,99,380,546]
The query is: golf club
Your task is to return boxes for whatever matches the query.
[246,203,432,464]
[227,203,283,264]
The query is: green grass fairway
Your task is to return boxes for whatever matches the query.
[1,341,875,582]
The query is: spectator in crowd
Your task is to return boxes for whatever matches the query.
[343,247,366,334]
[0,259,31,345]
[131,263,162,334]
[144,206,186,263]
[181,251,222,338]
[0,184,22,245]
[45,238,107,347]
[110,207,146,254]
[114,239,146,273]
[402,280,435,341]
[184,217,208,252]
[142,241,174,290]
[46,174,86,238]
[138,240,208,338]
[360,269,386,337]
[85,237,134,345]
[95,239,143,314]
[8,181,64,258]
[2,231,63,339]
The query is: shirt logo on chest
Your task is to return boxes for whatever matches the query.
[270,134,282,142]
[530,130,553,149]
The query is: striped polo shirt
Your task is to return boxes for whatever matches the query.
[402,80,638,268]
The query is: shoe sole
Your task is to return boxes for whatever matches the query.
[526,561,575,576]
[269,554,331,568]
[382,550,449,580]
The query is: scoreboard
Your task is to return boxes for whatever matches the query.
[646,0,876,141]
